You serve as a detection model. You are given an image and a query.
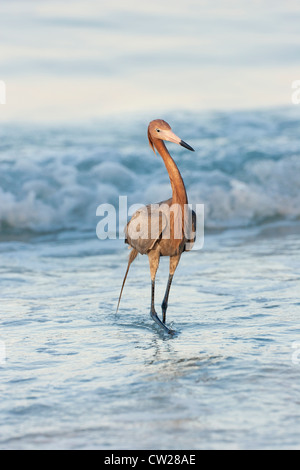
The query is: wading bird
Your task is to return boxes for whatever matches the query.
[117,119,196,334]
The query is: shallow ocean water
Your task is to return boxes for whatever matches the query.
[1,108,300,449]
[0,225,300,449]
[1,0,300,451]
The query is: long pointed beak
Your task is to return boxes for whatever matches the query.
[162,129,194,152]
[179,140,194,152]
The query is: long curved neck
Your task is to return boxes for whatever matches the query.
[153,139,188,205]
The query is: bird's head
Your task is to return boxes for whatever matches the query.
[148,119,194,154]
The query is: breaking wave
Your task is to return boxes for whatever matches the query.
[1,107,300,235]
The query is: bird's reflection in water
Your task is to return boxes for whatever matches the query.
[134,335,223,383]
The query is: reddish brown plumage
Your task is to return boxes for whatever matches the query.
[117,119,196,334]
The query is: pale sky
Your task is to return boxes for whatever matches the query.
[1,0,300,122]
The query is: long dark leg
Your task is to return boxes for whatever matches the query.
[161,274,173,324]
[161,254,181,324]
[148,251,174,334]
[151,280,173,334]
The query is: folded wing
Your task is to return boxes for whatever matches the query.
[125,203,169,255]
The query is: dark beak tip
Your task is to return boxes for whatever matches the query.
[180,140,195,152]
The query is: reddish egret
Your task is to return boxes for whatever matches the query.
[117,119,196,334]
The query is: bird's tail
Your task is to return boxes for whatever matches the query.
[116,248,138,313]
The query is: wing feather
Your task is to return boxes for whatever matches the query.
[125,204,169,254]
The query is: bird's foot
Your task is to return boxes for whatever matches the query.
[150,310,175,335]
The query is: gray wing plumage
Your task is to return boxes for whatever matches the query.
[125,203,169,255]
[184,208,196,252]
[125,201,196,254]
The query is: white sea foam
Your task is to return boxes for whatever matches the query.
[188,154,300,229]
[1,109,300,234]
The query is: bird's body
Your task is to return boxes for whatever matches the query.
[117,119,196,334]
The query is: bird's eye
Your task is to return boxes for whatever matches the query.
[156,129,160,133]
